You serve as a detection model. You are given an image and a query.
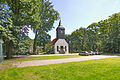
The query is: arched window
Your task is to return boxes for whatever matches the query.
[65,46,67,51]
[57,46,59,52]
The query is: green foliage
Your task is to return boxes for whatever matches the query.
[0,0,39,58]
[98,13,120,52]
[67,12,120,53]
[45,43,52,54]
[0,0,59,57]
[0,1,34,58]
[16,38,33,55]
[37,31,51,51]
[32,0,59,53]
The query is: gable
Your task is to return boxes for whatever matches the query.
[55,39,68,46]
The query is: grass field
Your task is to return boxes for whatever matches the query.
[0,57,120,80]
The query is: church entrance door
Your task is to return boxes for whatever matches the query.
[59,46,65,54]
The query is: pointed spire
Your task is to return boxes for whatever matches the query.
[58,19,61,26]
[56,19,65,30]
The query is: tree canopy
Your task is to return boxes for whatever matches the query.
[66,12,120,53]
[0,0,59,58]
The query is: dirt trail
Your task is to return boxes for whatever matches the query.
[15,55,118,68]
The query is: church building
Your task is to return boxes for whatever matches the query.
[50,20,69,54]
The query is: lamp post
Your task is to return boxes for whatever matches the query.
[0,30,4,61]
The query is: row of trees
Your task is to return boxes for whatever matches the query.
[0,0,59,59]
[66,12,120,53]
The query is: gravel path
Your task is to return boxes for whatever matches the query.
[15,55,118,68]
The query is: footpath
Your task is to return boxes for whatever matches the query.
[15,55,118,67]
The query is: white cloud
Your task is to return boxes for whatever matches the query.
[114,0,120,5]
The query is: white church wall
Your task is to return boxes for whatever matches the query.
[54,39,69,54]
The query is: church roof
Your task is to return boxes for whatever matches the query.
[50,38,58,45]
[56,20,65,30]
[57,25,65,30]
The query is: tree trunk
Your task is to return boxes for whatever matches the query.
[5,40,13,59]
[33,30,38,54]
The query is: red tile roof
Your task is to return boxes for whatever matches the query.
[50,38,58,45]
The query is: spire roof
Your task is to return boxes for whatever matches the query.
[57,20,65,30]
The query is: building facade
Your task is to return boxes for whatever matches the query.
[51,21,69,54]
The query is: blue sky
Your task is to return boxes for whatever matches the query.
[29,0,120,40]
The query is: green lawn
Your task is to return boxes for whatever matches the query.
[0,57,120,80]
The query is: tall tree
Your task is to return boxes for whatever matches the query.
[0,0,41,58]
[98,13,120,53]
[32,0,59,53]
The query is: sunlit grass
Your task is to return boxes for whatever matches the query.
[0,57,120,80]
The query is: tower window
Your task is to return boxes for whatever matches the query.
[61,30,64,33]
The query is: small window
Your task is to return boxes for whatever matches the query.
[57,46,59,51]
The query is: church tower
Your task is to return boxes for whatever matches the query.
[56,20,65,39]
[51,20,69,54]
